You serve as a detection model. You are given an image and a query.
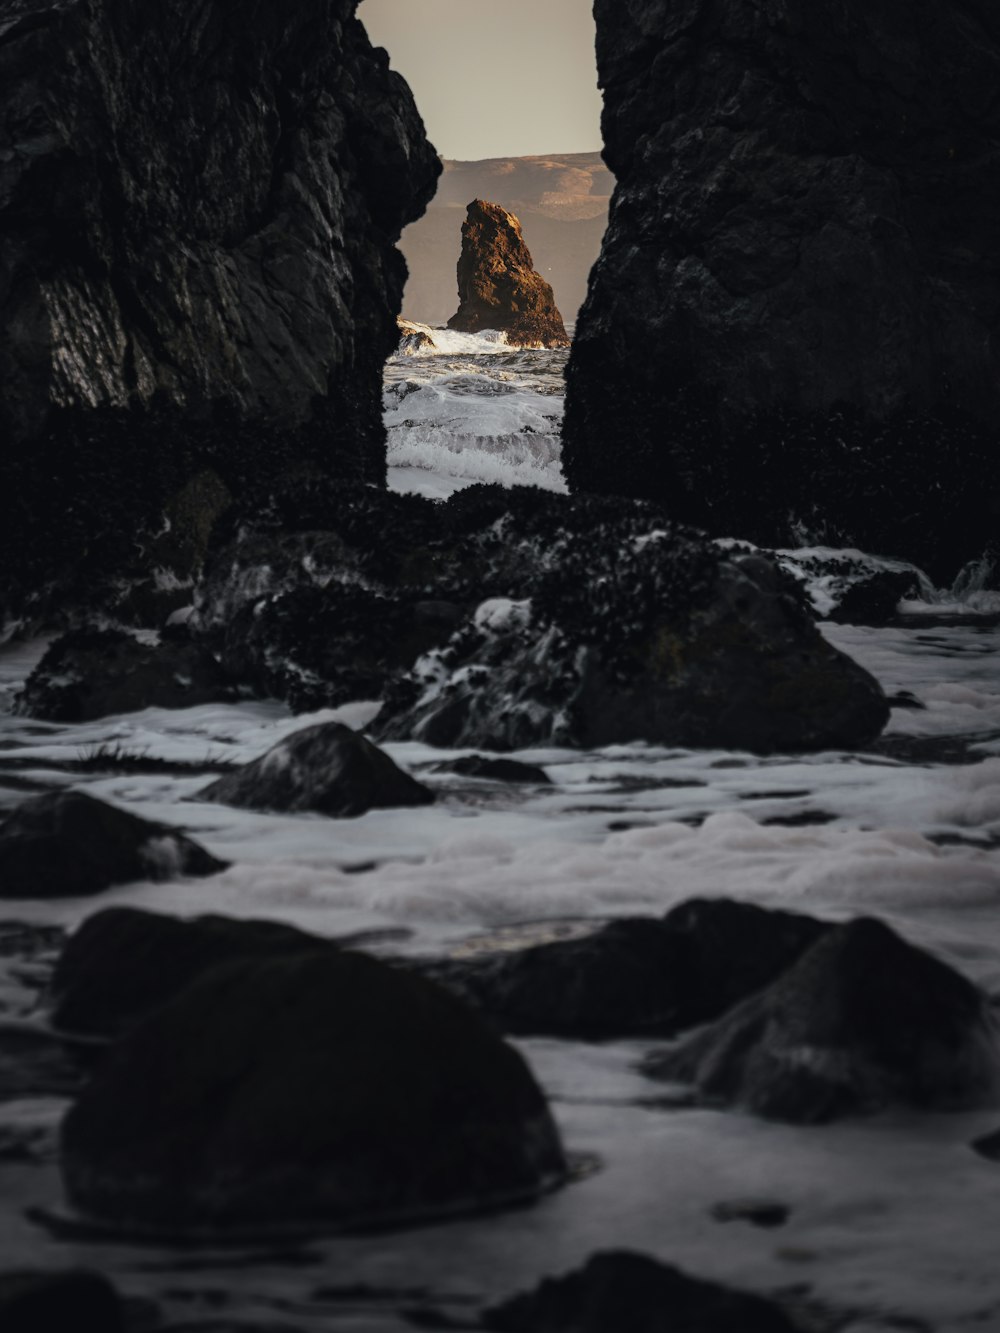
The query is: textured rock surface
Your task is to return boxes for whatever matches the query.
[564,0,1000,581]
[447,200,570,347]
[646,917,1000,1122]
[61,950,566,1232]
[199,721,434,816]
[483,1251,796,1333]
[16,627,233,721]
[0,791,225,899]
[0,0,439,620]
[51,907,336,1037]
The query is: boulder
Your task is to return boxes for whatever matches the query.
[198,721,434,816]
[397,319,437,353]
[0,792,225,900]
[0,1272,124,1333]
[0,0,440,623]
[16,627,234,722]
[447,200,570,348]
[423,900,828,1039]
[60,950,566,1232]
[483,1251,796,1332]
[826,571,920,626]
[50,907,336,1037]
[645,918,1000,1122]
[563,0,1000,583]
[375,541,890,753]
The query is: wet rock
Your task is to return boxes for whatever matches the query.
[646,918,1000,1122]
[0,792,225,900]
[710,1199,790,1228]
[826,571,920,626]
[376,542,890,753]
[51,907,336,1038]
[431,754,552,785]
[198,722,434,817]
[0,0,440,622]
[563,0,1000,582]
[483,1250,796,1332]
[0,1271,124,1333]
[423,900,828,1039]
[447,200,570,348]
[16,627,234,722]
[398,319,437,353]
[61,950,566,1232]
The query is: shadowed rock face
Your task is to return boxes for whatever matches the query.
[564,0,1000,582]
[448,200,570,348]
[0,0,440,617]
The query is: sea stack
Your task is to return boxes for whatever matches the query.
[563,0,1000,583]
[448,200,570,348]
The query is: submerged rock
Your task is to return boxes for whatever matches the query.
[50,907,337,1037]
[376,543,890,753]
[646,918,1000,1122]
[0,792,225,900]
[447,200,570,348]
[564,0,1000,582]
[0,1272,124,1333]
[198,721,434,816]
[0,0,440,622]
[483,1250,796,1332]
[423,900,828,1039]
[61,950,566,1232]
[16,627,233,722]
[430,754,552,785]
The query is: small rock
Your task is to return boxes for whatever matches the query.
[482,1250,797,1332]
[397,318,437,353]
[711,1199,791,1228]
[16,627,234,722]
[198,722,434,817]
[61,950,566,1232]
[0,792,226,900]
[50,907,337,1037]
[646,917,1000,1122]
[431,754,552,785]
[827,572,919,626]
[0,1271,124,1333]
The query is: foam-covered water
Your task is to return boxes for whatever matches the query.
[385,326,567,497]
[2,343,1000,1329]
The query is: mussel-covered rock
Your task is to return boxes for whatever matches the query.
[198,722,434,816]
[0,792,225,899]
[646,917,1000,1122]
[61,950,566,1233]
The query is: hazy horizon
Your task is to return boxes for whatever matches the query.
[359,0,603,161]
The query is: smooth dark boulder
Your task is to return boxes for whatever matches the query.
[61,950,566,1232]
[0,792,225,899]
[16,627,233,722]
[423,900,828,1039]
[646,918,1000,1122]
[483,1251,796,1332]
[447,200,570,348]
[0,0,439,623]
[0,1271,124,1333]
[563,0,1000,582]
[50,907,336,1037]
[376,544,890,753]
[199,721,433,816]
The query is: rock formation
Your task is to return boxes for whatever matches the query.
[0,0,440,622]
[563,0,1000,583]
[447,200,570,348]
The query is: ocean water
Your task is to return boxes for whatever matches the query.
[1,332,1000,1329]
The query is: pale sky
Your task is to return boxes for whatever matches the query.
[359,0,603,160]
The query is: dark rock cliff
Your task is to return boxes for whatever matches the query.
[0,0,439,622]
[447,200,570,348]
[563,0,1000,583]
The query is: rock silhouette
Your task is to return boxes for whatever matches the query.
[564,0,1000,582]
[448,200,570,348]
[0,0,439,623]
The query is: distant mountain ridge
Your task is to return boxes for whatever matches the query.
[399,152,610,327]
